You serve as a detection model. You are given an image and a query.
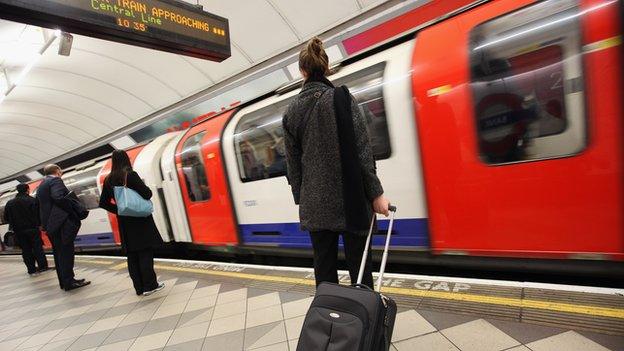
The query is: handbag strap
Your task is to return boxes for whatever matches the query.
[296,89,329,143]
[123,171,128,188]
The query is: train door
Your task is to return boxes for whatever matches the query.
[134,132,180,242]
[175,112,238,245]
[222,42,427,249]
[412,0,623,259]
[98,145,145,246]
[161,133,192,243]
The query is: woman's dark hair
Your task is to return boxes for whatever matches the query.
[299,37,330,80]
[16,183,29,194]
[108,150,132,185]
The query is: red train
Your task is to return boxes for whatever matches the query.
[1,0,622,262]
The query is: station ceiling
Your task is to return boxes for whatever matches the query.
[0,0,387,180]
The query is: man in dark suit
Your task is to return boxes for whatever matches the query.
[37,164,90,291]
[3,183,50,275]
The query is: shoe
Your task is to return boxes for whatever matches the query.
[74,278,86,283]
[28,271,40,277]
[64,280,91,291]
[142,282,165,296]
[37,267,52,273]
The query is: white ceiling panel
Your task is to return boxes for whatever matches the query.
[199,0,299,62]
[110,135,137,150]
[271,0,358,38]
[0,100,110,135]
[0,139,56,159]
[358,0,388,8]
[0,141,45,163]
[0,151,40,169]
[7,86,129,129]
[72,36,213,99]
[0,112,92,143]
[21,68,153,118]
[0,124,72,150]
[185,45,251,84]
[40,47,177,109]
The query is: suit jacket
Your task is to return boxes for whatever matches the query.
[37,176,81,243]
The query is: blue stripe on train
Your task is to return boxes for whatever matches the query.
[240,218,429,248]
[73,232,116,246]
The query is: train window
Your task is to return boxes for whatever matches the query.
[0,193,14,225]
[64,168,101,210]
[336,63,391,160]
[234,63,391,182]
[234,100,290,182]
[180,132,211,201]
[469,0,586,164]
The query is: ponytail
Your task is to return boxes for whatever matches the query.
[298,37,330,80]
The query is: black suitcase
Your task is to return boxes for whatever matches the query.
[297,206,398,351]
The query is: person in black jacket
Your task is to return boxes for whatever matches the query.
[38,164,90,291]
[99,150,164,296]
[3,183,49,275]
[283,38,391,288]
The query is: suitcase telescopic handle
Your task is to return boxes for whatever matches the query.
[356,205,397,291]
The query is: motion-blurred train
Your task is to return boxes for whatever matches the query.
[1,0,622,261]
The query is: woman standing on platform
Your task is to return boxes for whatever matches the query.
[283,37,391,289]
[99,150,165,296]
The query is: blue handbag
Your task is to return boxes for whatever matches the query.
[114,173,153,217]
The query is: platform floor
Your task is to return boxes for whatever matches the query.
[0,255,622,351]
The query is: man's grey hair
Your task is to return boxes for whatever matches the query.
[43,164,61,176]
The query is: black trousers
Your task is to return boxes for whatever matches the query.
[127,249,158,295]
[16,229,47,274]
[309,231,374,289]
[48,231,75,288]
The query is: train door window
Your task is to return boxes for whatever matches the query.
[234,100,291,182]
[180,132,211,201]
[469,0,586,164]
[335,63,391,159]
[64,168,101,210]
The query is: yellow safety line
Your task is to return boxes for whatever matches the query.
[73,259,114,265]
[153,264,312,285]
[381,286,624,320]
[150,264,624,320]
[71,259,624,320]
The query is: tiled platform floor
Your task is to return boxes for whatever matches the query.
[0,257,622,351]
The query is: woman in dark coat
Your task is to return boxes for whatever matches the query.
[99,150,164,296]
[283,37,391,288]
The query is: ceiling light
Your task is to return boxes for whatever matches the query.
[0,26,64,105]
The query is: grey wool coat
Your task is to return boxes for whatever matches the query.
[283,80,384,233]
